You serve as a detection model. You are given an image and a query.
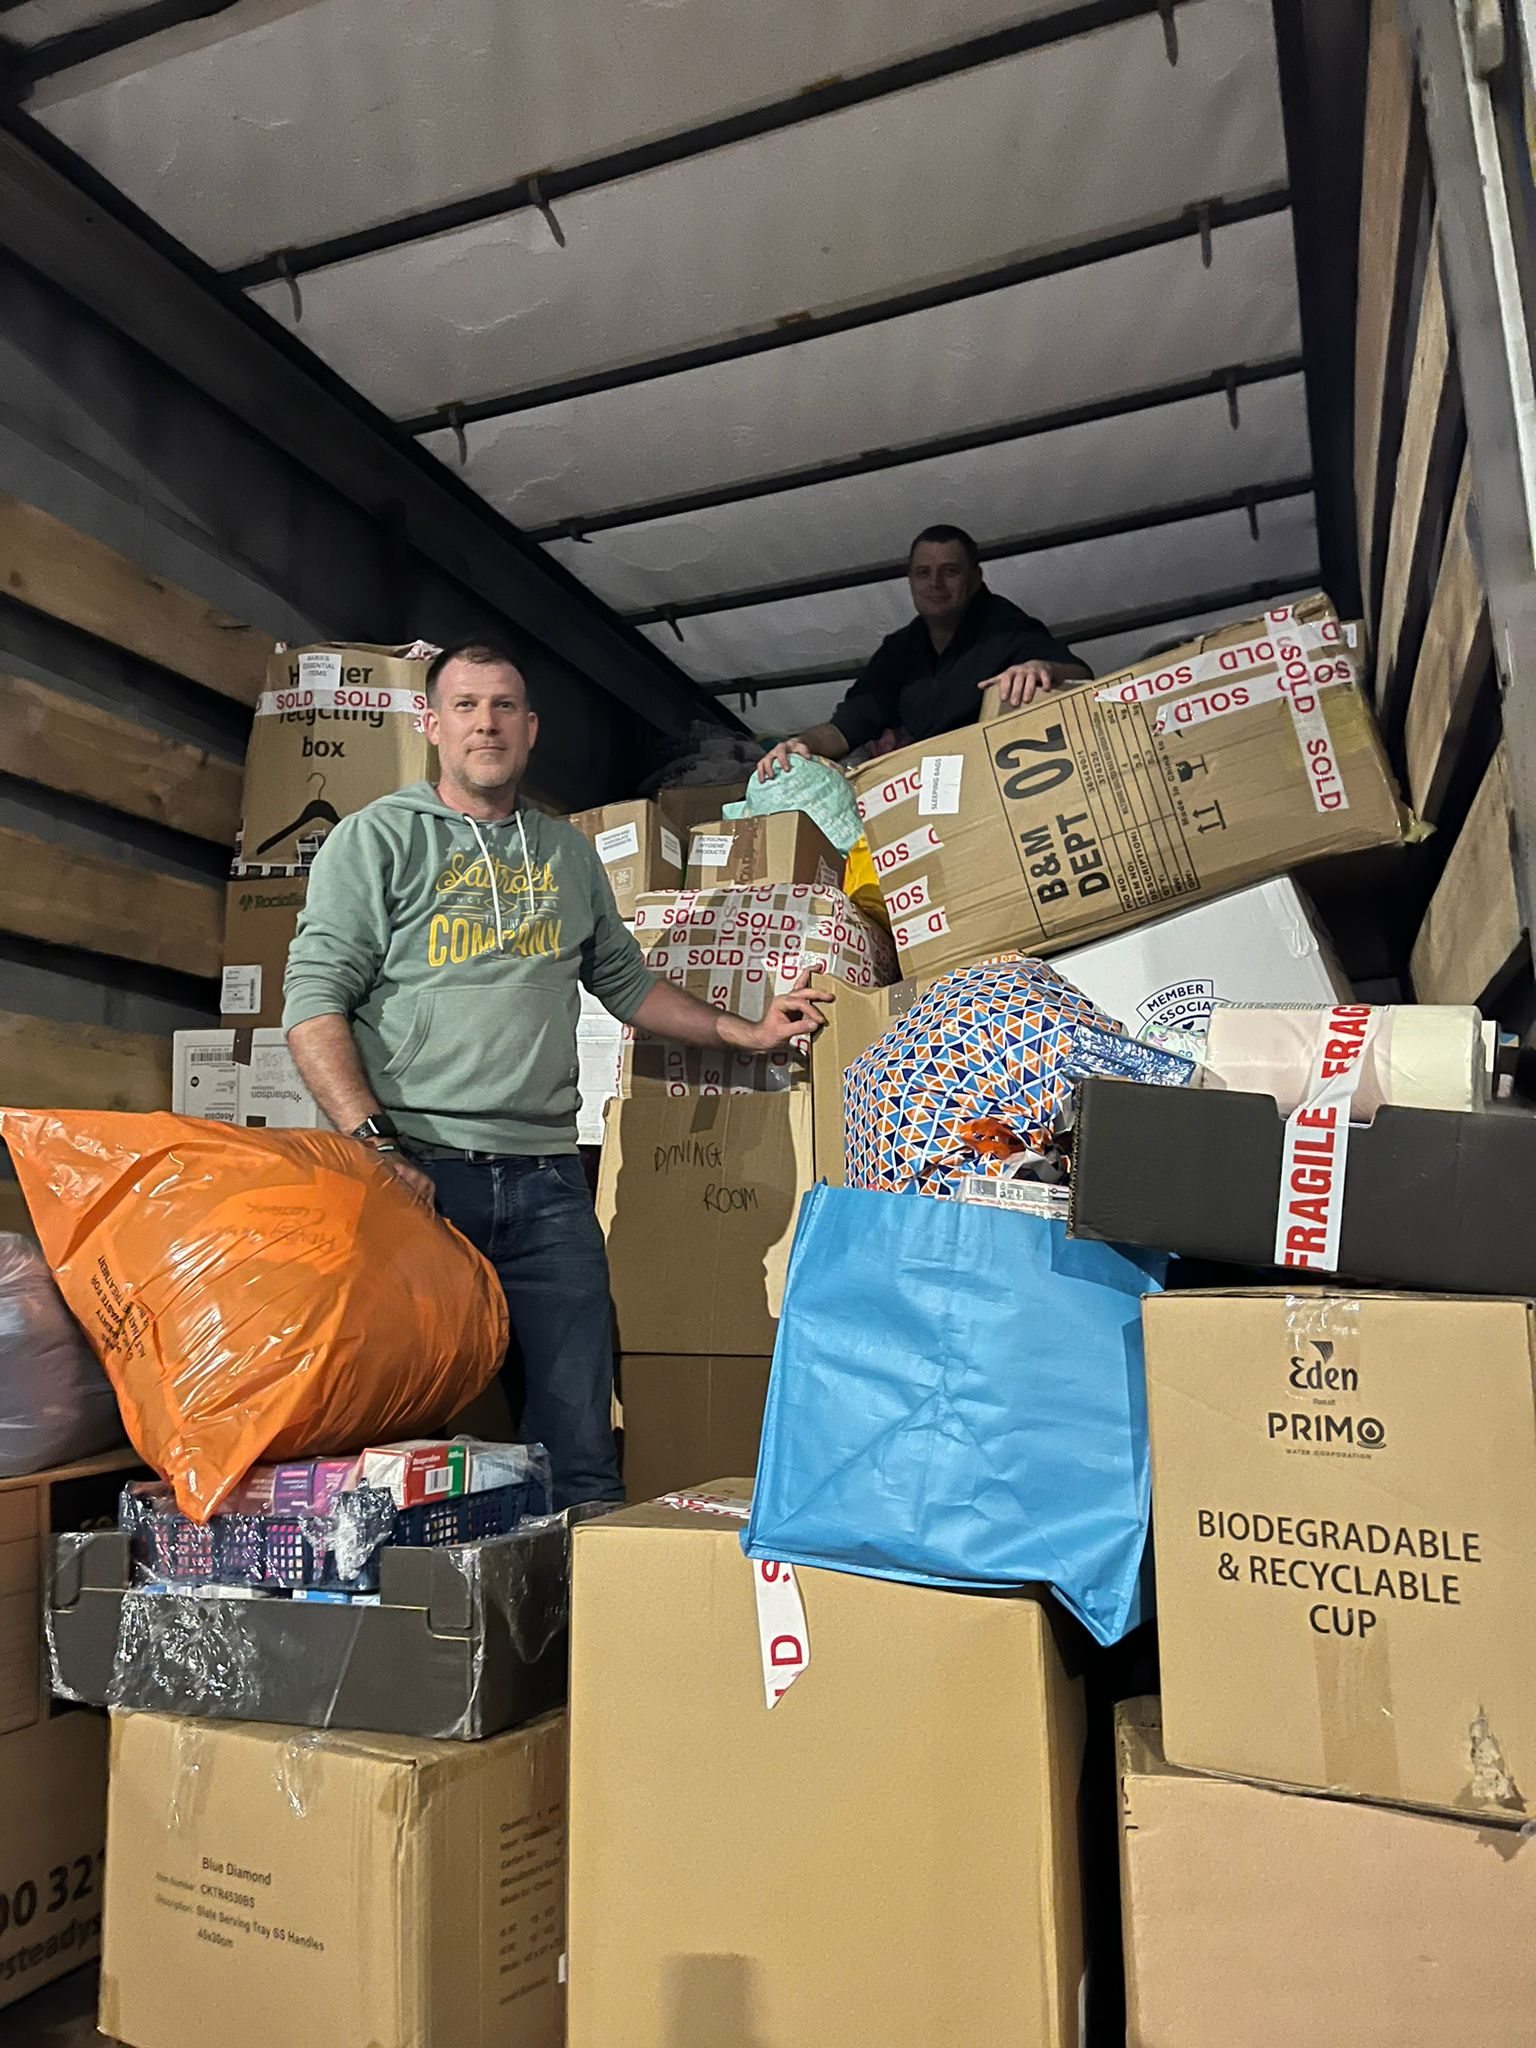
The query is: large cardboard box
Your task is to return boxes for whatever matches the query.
[855,597,1410,976]
[219,875,308,1028]
[808,878,1351,1182]
[237,643,434,873]
[685,812,843,889]
[0,1451,142,2012]
[1070,1081,1536,1294]
[597,1092,814,1354]
[100,1709,566,2048]
[1119,1695,1536,2048]
[567,1487,1086,2048]
[173,1028,328,1129]
[567,798,684,920]
[618,1355,771,1503]
[0,1713,112,2011]
[1143,1290,1536,1819]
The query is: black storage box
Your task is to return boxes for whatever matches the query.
[1069,1079,1536,1295]
[46,1519,569,1740]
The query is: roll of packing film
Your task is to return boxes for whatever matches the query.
[1193,1005,1487,1118]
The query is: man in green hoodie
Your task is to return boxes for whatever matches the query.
[285,640,822,1507]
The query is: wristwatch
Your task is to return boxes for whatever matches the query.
[350,1112,400,1151]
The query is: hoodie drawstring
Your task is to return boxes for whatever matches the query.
[466,810,536,952]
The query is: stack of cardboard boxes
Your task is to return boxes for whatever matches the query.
[175,642,437,1130]
[557,596,1536,2046]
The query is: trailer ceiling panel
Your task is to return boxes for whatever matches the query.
[2,0,159,46]
[640,493,1319,681]
[18,0,1319,734]
[420,209,1301,530]
[540,373,1313,612]
[27,0,1086,262]
[222,4,1283,421]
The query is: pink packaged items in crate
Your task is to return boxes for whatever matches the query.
[121,1439,554,1595]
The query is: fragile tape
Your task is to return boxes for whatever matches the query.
[1273,1006,1382,1271]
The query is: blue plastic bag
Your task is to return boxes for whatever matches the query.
[743,1183,1165,1644]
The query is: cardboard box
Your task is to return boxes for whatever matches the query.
[1069,1081,1536,1294]
[567,1487,1086,2048]
[1142,1290,1536,1819]
[597,1091,814,1354]
[855,596,1410,976]
[100,1708,565,2048]
[634,883,896,1025]
[237,643,434,873]
[685,813,843,890]
[0,1711,112,2011]
[567,798,684,920]
[621,1039,805,1098]
[653,779,749,840]
[49,1520,568,1740]
[219,875,308,1027]
[0,1452,141,2011]
[1119,1695,1536,2048]
[2,1450,141,1738]
[618,1355,771,1504]
[807,879,1350,1181]
[172,1028,328,1129]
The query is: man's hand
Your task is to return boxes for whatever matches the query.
[719,973,828,1052]
[370,1145,435,1206]
[981,660,1057,710]
[756,737,812,783]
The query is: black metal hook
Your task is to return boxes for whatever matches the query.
[527,176,567,249]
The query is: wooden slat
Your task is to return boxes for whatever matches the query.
[0,825,221,979]
[1410,745,1524,1002]
[1373,228,1462,717]
[0,1011,171,1113]
[0,494,265,706]
[0,671,241,846]
[1355,0,1421,630]
[1403,458,1492,818]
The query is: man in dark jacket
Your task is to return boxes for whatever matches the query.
[756,523,1090,781]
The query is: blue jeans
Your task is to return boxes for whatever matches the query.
[422,1152,622,1510]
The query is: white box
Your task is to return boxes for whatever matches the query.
[173,1029,329,1129]
[1055,878,1350,1033]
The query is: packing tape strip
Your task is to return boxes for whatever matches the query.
[1149,661,1349,735]
[1314,1587,1402,1802]
[1273,1007,1382,1271]
[1095,616,1348,706]
[752,1557,810,1709]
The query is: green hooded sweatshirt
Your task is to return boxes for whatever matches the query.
[282,782,657,1153]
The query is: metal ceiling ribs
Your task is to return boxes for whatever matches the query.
[399,187,1291,436]
[216,0,1194,293]
[624,477,1314,628]
[700,573,1320,696]
[527,354,1307,544]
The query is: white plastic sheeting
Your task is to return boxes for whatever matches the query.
[27,0,1319,733]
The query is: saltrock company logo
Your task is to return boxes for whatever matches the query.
[1267,1339,1386,1454]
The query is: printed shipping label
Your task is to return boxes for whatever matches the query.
[917,754,964,816]
[691,832,735,868]
[752,1558,810,1709]
[219,964,262,1016]
[297,650,342,691]
[595,822,641,864]
[1274,1005,1381,1271]
[659,825,683,870]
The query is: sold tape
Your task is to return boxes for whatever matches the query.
[1274,1005,1382,1272]
[1096,616,1347,708]
[752,1557,810,1709]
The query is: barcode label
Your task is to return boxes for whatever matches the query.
[190,1049,232,1065]
[423,1465,453,1497]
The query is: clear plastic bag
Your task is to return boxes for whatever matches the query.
[0,1231,123,1478]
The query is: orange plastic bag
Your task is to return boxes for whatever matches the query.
[0,1111,508,1520]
